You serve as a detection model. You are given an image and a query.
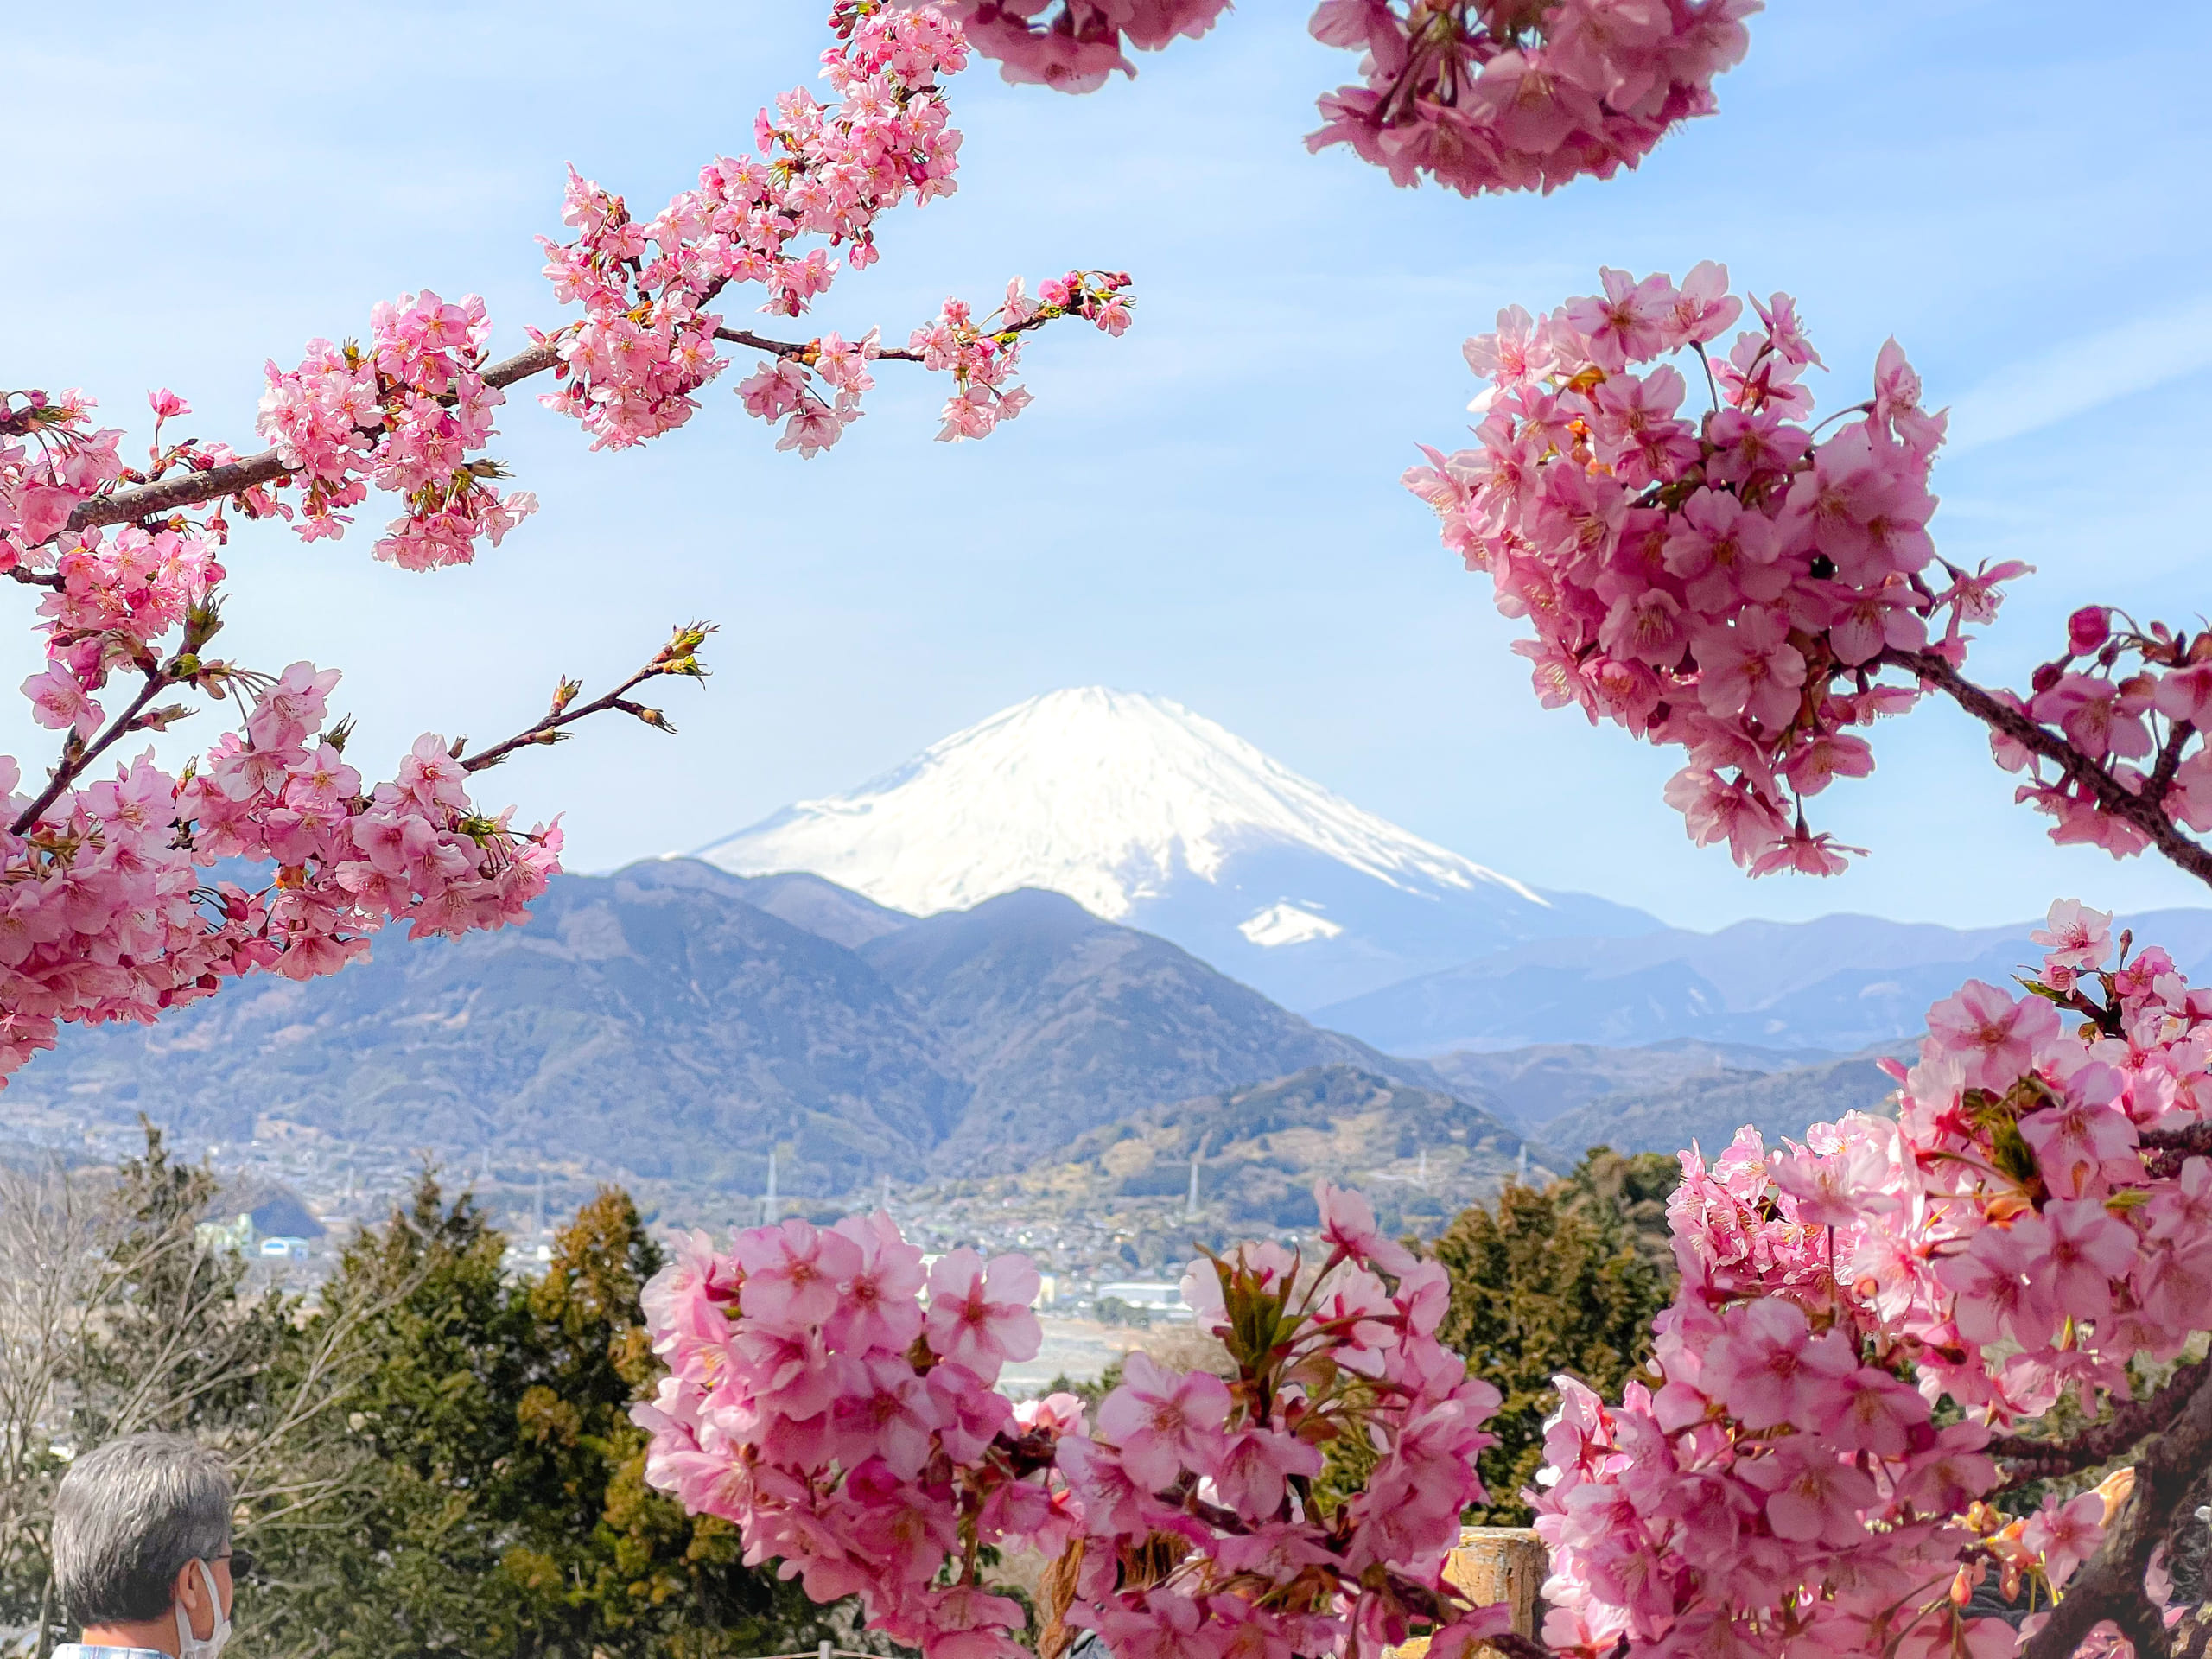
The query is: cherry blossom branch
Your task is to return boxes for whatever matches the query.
[1878,646,2212,892]
[1987,1355,2212,1489]
[63,299,1086,535]
[2018,1365,2212,1659]
[64,340,561,533]
[456,622,714,773]
[711,305,1063,365]
[10,669,172,836]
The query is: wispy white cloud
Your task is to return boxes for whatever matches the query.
[1948,296,2212,451]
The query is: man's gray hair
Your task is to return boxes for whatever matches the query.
[52,1433,232,1626]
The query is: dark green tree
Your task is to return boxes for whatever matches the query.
[245,1174,847,1659]
[245,1172,535,1659]
[1427,1147,1680,1524]
[502,1188,840,1659]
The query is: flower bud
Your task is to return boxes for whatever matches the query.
[2067,606,2111,655]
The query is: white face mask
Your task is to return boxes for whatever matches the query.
[173,1560,230,1659]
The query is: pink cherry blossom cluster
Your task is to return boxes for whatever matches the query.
[906,2,1764,203]
[255,289,538,570]
[1534,898,2212,1659]
[532,5,1122,459]
[1056,1183,1510,1659]
[632,1184,1516,1659]
[1980,605,2212,867]
[734,270,1135,456]
[2,650,560,1083]
[912,270,1134,442]
[1306,0,1760,197]
[1,391,129,568]
[24,524,221,738]
[891,0,1232,92]
[1406,263,2022,878]
[632,1212,1067,1657]
[0,392,734,1086]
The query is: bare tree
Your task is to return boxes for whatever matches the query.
[0,1128,416,1658]
[0,1154,115,1655]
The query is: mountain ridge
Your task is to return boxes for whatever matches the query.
[0,861,1457,1202]
[1313,909,2212,1054]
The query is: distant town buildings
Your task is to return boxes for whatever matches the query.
[1095,1280,1191,1321]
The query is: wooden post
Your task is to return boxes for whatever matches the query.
[1389,1526,1548,1658]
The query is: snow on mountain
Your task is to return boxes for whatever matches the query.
[692,688,1661,1009]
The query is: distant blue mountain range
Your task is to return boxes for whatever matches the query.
[1311,910,2212,1054]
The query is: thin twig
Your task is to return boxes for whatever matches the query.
[715,305,1068,365]
[457,622,713,773]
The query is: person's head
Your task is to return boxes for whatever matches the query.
[52,1433,234,1654]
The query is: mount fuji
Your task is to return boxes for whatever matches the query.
[691,688,1661,1010]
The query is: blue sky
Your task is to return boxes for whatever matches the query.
[6,1,2210,933]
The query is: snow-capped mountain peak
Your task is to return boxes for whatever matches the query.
[696,688,1538,921]
[692,688,1657,1010]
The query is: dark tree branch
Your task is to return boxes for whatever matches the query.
[2152,720,2198,799]
[1991,1357,2212,1487]
[2019,1363,2212,1659]
[2141,1125,2212,1181]
[715,327,810,359]
[1879,647,2212,893]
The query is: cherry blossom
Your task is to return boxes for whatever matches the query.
[1531,899,2212,1659]
[632,1186,1511,1658]
[0,372,723,1084]
[256,289,537,569]
[1421,266,2212,888]
[1308,0,1761,198]
[929,2,1763,202]
[1407,264,2027,877]
[925,1247,1043,1380]
[534,10,1135,457]
[1090,1350,1230,1488]
[896,0,1232,92]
